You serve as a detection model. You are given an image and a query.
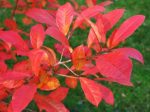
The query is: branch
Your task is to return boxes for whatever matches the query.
[54,59,71,66]
[59,48,65,62]
[59,29,74,62]
[62,63,79,76]
[11,0,19,18]
[57,74,78,79]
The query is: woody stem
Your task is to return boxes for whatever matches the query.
[57,74,78,79]
[62,63,79,76]
[54,59,71,66]
[11,0,19,18]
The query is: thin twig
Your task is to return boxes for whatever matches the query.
[62,63,79,76]
[59,28,74,62]
[11,0,19,18]
[24,108,36,112]
[17,29,29,37]
[59,48,65,62]
[54,59,71,66]
[57,74,78,79]
[61,59,71,64]
[68,29,74,40]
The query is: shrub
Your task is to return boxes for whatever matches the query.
[0,0,145,111]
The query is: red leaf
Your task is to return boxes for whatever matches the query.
[42,46,57,66]
[85,18,103,43]
[28,49,48,76]
[86,0,97,7]
[113,47,144,64]
[22,17,32,25]
[0,71,32,82]
[84,14,106,44]
[56,3,74,35]
[0,61,7,73]
[0,0,12,8]
[98,84,114,105]
[0,40,11,51]
[11,84,37,112]
[0,52,12,61]
[54,43,71,58]
[65,77,78,89]
[56,68,70,75]
[7,103,13,112]
[48,87,69,102]
[17,0,26,7]
[87,28,102,52]
[34,94,69,112]
[80,77,102,106]
[82,65,99,76]
[29,48,56,76]
[96,52,133,86]
[38,77,60,91]
[30,24,45,49]
[72,45,87,70]
[3,80,24,89]
[70,0,79,10]
[0,102,8,112]
[0,87,8,100]
[107,28,118,48]
[13,60,32,74]
[99,1,113,7]
[107,15,145,48]
[103,9,125,31]
[0,31,29,51]
[4,19,17,30]
[46,26,69,47]
[96,16,106,43]
[26,8,55,26]
[73,5,105,29]
[47,0,60,8]
[87,15,106,46]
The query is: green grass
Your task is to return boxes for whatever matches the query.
[0,0,150,112]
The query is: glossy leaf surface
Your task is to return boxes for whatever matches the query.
[11,84,37,112]
[56,3,74,35]
[80,77,102,106]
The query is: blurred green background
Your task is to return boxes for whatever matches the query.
[0,0,150,112]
